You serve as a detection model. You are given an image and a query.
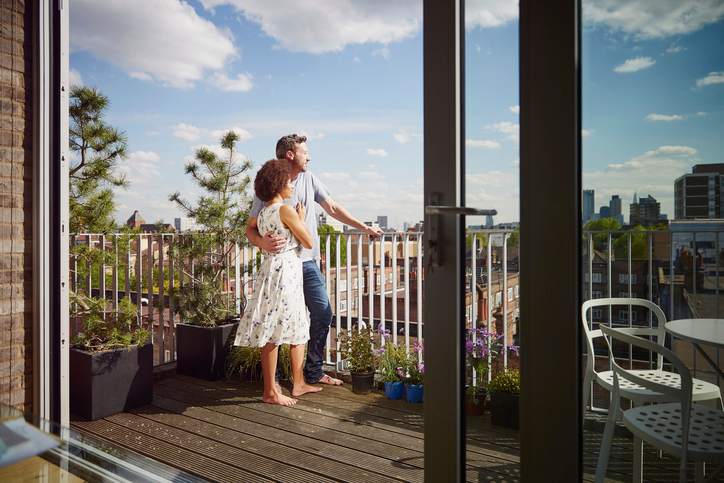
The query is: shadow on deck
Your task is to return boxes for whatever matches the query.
[70,374,699,482]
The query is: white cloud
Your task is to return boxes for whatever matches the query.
[366,148,388,157]
[372,46,391,60]
[118,150,161,186]
[466,169,519,221]
[509,105,520,114]
[646,113,686,122]
[665,45,686,54]
[71,0,236,89]
[487,121,519,142]
[173,123,203,142]
[582,129,593,138]
[210,126,253,142]
[584,145,699,219]
[466,139,501,149]
[585,0,724,39]
[465,0,519,29]
[201,0,421,54]
[613,56,655,73]
[393,130,411,144]
[696,72,724,88]
[211,72,254,92]
[353,57,362,64]
[69,68,83,87]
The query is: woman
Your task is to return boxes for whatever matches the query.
[234,159,322,406]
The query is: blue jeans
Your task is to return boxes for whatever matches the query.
[301,260,333,383]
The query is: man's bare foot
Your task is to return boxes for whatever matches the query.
[263,392,297,406]
[291,382,323,397]
[318,374,343,386]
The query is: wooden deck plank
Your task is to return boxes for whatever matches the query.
[72,420,271,483]
[156,379,522,481]
[103,411,339,483]
[146,395,423,483]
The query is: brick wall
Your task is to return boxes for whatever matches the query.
[0,0,32,411]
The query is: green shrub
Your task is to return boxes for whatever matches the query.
[226,345,292,381]
[488,369,520,394]
[71,294,149,352]
[338,327,377,374]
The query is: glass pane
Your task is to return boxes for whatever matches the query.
[70,1,428,480]
[464,1,521,480]
[582,2,724,480]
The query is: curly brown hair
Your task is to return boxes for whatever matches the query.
[275,134,307,160]
[254,159,292,202]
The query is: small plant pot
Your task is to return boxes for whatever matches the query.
[70,342,153,421]
[351,371,375,394]
[177,321,239,381]
[465,391,487,416]
[489,392,519,429]
[405,383,424,403]
[384,381,404,400]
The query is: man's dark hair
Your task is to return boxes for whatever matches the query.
[254,159,292,202]
[275,134,307,160]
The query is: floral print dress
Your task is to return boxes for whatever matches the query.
[234,202,310,348]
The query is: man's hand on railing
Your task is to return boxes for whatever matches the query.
[363,225,384,238]
[259,233,285,253]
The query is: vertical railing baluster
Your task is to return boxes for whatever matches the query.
[346,234,352,334]
[147,234,155,346]
[648,232,653,370]
[335,234,341,363]
[486,234,492,383]
[379,234,386,343]
[357,234,363,331]
[403,233,410,355]
[588,232,594,410]
[368,236,374,338]
[169,234,176,362]
[86,235,92,298]
[112,234,118,312]
[628,232,633,369]
[417,233,423,363]
[136,234,142,324]
[158,234,165,364]
[125,237,131,302]
[503,232,509,370]
[669,230,674,320]
[471,233,477,385]
[325,234,331,363]
[234,242,241,316]
[392,233,398,346]
[99,234,106,319]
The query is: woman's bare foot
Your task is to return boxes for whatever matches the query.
[291,382,323,397]
[263,391,297,406]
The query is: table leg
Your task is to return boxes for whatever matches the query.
[693,343,724,380]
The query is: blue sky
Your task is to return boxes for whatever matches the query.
[70,1,723,229]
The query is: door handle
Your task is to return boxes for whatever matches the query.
[425,205,497,269]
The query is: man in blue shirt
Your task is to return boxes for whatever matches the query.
[246,134,383,387]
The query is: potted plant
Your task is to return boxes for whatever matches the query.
[378,341,406,400]
[339,326,377,394]
[402,342,424,403]
[465,327,519,415]
[488,369,520,429]
[169,131,252,380]
[70,294,151,421]
[226,345,292,382]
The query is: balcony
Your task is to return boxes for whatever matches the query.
[66,227,717,481]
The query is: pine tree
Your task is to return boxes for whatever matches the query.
[69,86,128,233]
[169,131,252,326]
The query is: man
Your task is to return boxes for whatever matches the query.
[246,134,383,386]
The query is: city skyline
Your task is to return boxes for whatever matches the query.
[69,1,724,230]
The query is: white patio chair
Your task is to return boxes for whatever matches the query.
[596,324,724,483]
[582,298,722,416]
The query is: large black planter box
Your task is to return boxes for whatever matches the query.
[489,392,519,429]
[70,342,153,421]
[176,321,239,380]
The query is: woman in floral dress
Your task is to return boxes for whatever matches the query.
[234,159,322,406]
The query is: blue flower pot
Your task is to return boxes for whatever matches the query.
[384,381,404,400]
[405,383,424,403]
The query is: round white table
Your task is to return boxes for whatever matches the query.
[665,319,724,379]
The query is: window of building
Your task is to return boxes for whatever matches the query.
[592,291,603,299]
[618,274,637,284]
[508,288,514,302]
[591,308,602,320]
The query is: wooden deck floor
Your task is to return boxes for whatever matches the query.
[71,374,702,482]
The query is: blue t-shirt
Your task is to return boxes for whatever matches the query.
[250,170,330,262]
